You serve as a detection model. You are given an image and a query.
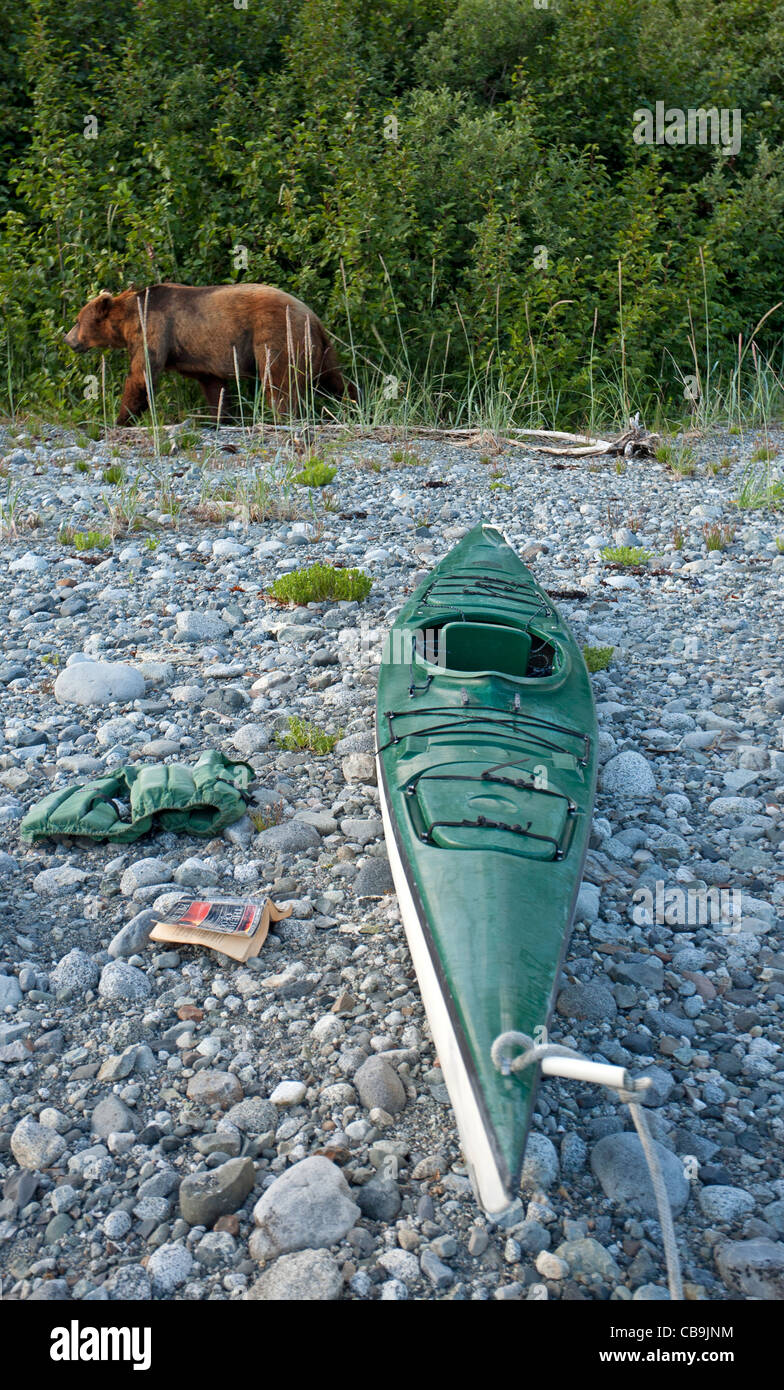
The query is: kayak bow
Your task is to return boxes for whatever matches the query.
[376,524,597,1214]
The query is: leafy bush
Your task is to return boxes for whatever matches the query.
[583,645,614,673]
[293,459,337,487]
[270,561,372,604]
[600,545,652,567]
[275,716,340,755]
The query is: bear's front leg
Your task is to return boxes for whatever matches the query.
[116,373,150,426]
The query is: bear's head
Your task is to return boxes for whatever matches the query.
[64,291,126,353]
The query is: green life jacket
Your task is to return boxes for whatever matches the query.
[20,750,253,844]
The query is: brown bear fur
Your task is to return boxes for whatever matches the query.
[64,283,356,424]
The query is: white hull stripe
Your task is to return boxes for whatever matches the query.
[377,754,515,1215]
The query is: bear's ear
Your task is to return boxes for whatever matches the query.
[94,291,113,318]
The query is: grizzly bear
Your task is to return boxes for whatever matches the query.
[64,283,356,424]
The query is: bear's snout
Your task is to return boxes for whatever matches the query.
[64,326,85,352]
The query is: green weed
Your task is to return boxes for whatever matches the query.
[58,526,112,550]
[751,444,777,463]
[703,522,735,551]
[270,562,372,604]
[275,716,340,755]
[250,802,287,831]
[736,467,784,510]
[293,458,337,488]
[583,645,614,673]
[600,545,652,566]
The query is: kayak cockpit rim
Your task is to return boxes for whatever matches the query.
[406,613,570,688]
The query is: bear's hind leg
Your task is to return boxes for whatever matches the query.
[194,374,232,422]
[255,344,294,419]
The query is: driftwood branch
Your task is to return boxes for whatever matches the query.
[512,415,660,459]
[107,413,660,459]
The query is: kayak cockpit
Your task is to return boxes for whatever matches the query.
[413,615,567,684]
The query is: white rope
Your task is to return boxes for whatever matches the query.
[491,1030,683,1301]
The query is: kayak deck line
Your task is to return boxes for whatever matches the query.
[419,569,555,620]
[378,703,592,765]
[376,523,598,1215]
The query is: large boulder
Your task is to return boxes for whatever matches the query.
[249,1156,359,1262]
[591,1132,689,1218]
[54,661,145,707]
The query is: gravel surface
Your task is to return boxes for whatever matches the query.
[0,419,783,1302]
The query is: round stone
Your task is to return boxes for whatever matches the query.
[49,949,102,998]
[11,1116,66,1170]
[250,1156,360,1262]
[54,661,146,707]
[269,1080,307,1106]
[591,1132,690,1218]
[103,1209,132,1240]
[698,1185,755,1224]
[98,961,151,1002]
[520,1134,560,1192]
[147,1242,193,1295]
[178,1157,256,1227]
[353,1055,406,1114]
[103,1265,152,1300]
[186,1070,243,1109]
[245,1249,342,1300]
[599,750,656,800]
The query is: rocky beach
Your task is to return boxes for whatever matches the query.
[0,420,782,1302]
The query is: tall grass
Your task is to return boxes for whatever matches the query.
[4,259,784,440]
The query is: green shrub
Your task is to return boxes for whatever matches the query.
[58,526,112,550]
[293,459,337,488]
[600,545,651,567]
[583,645,614,673]
[274,716,340,755]
[3,1,784,429]
[270,562,372,604]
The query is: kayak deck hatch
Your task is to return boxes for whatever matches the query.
[405,758,578,859]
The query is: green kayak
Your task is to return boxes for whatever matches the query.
[375,524,597,1214]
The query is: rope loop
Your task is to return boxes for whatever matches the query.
[491,1029,683,1301]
